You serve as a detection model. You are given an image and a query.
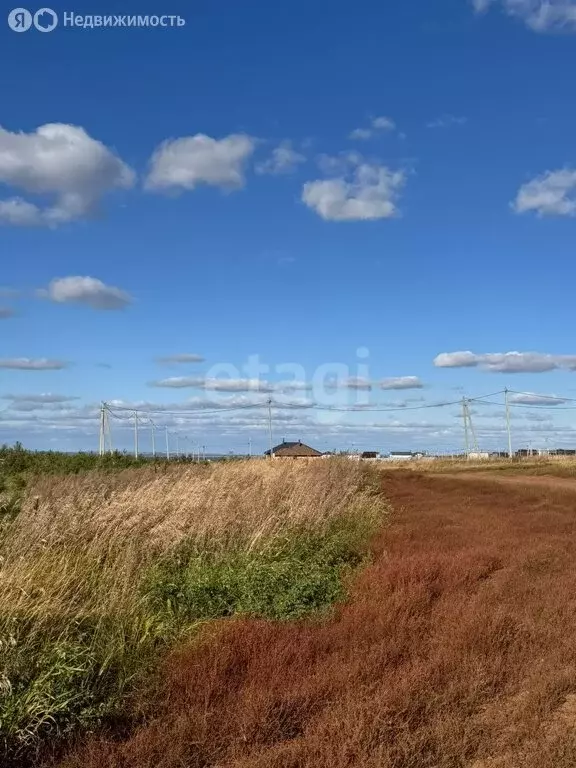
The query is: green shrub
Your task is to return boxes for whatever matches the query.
[145,517,372,624]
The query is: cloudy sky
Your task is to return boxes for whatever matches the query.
[2,0,576,454]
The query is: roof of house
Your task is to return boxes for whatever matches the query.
[265,440,323,457]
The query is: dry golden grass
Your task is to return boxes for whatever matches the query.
[385,455,576,477]
[1,459,378,623]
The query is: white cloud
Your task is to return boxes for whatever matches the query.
[512,169,576,217]
[0,307,14,319]
[2,393,79,403]
[472,0,495,12]
[0,358,68,370]
[39,276,132,310]
[380,376,424,390]
[0,198,45,226]
[322,376,422,391]
[372,116,396,131]
[277,381,313,392]
[145,133,256,192]
[150,377,276,392]
[150,378,315,395]
[472,0,576,32]
[157,354,205,364]
[349,128,373,141]
[434,351,480,369]
[256,141,306,175]
[302,159,406,221]
[0,123,134,227]
[349,116,396,141]
[330,377,373,390]
[523,410,554,422]
[427,115,467,129]
[509,392,569,405]
[434,351,576,373]
[316,152,363,175]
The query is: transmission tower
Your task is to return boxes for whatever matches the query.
[461,398,479,455]
[99,402,113,455]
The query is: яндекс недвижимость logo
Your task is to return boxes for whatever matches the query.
[7,9,185,31]
[8,7,58,32]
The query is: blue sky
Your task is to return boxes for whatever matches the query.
[2,0,576,454]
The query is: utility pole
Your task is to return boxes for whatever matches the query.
[505,388,513,459]
[267,398,273,459]
[151,421,156,458]
[165,426,170,460]
[248,437,252,457]
[105,407,113,454]
[134,411,139,459]
[176,434,180,458]
[99,402,105,456]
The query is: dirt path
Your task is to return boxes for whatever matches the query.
[62,473,576,768]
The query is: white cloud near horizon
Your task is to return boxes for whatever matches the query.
[472,0,576,32]
[381,376,424,390]
[150,377,276,392]
[2,393,79,403]
[38,276,132,310]
[349,116,396,141]
[302,154,406,221]
[145,133,256,192]
[509,392,569,405]
[0,123,134,227]
[0,358,68,370]
[256,141,306,175]
[150,376,421,394]
[434,351,576,373]
[513,169,576,217]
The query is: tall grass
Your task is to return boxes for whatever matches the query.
[0,459,386,766]
[389,455,576,477]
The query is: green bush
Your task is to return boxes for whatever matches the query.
[145,517,371,624]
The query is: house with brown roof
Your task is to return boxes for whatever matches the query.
[265,440,323,458]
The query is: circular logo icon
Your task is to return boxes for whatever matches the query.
[8,8,32,32]
[33,7,57,32]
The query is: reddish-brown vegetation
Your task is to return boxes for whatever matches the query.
[62,473,576,768]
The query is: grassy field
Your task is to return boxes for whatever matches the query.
[61,470,576,768]
[0,444,196,521]
[390,455,576,477]
[0,457,386,767]
[6,451,576,767]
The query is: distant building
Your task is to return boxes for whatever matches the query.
[384,451,415,461]
[361,451,380,460]
[265,440,323,458]
[467,452,490,460]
